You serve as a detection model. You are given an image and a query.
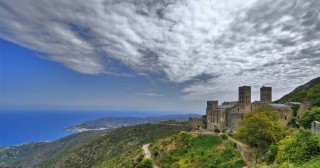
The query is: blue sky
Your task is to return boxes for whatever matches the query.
[0,0,319,113]
[0,39,203,112]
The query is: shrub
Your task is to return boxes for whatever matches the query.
[291,104,300,117]
[234,107,286,155]
[214,127,221,132]
[153,150,159,157]
[265,144,278,163]
[306,85,320,107]
[276,130,320,163]
[221,134,228,140]
[137,158,154,168]
[299,107,320,128]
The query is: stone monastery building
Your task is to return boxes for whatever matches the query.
[190,86,310,132]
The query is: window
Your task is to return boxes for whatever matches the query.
[285,116,287,120]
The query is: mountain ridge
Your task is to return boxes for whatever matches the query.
[276,77,320,103]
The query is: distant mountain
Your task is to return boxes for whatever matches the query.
[65,114,201,132]
[276,77,320,104]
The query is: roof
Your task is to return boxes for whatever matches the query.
[288,102,302,105]
[269,104,291,108]
[222,101,238,105]
[218,105,234,109]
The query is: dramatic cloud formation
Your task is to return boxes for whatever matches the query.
[0,0,319,102]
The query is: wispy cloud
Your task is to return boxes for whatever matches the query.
[136,92,164,97]
[0,0,319,102]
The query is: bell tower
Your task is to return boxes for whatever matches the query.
[260,86,272,103]
[239,86,251,110]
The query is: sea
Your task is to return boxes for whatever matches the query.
[0,110,179,147]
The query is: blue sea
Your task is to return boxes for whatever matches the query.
[0,110,178,147]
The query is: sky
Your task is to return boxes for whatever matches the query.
[0,0,320,113]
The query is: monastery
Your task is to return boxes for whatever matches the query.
[189,86,310,132]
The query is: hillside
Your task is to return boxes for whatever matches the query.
[40,124,191,168]
[150,133,245,168]
[0,130,109,167]
[99,132,245,168]
[276,77,320,104]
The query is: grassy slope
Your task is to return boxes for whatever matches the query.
[0,130,108,168]
[151,133,245,168]
[98,147,144,168]
[41,124,191,168]
[276,77,320,103]
[268,158,320,168]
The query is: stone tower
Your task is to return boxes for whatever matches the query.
[260,86,272,103]
[239,86,251,110]
[206,100,218,111]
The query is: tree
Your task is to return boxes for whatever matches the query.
[306,84,320,107]
[299,107,320,128]
[136,158,154,168]
[234,108,286,157]
[276,129,320,163]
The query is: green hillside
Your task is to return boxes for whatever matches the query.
[40,124,191,168]
[276,77,320,104]
[150,133,245,168]
[98,133,245,168]
[0,130,108,168]
[98,145,144,168]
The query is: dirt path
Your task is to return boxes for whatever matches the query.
[143,144,151,158]
[142,144,159,168]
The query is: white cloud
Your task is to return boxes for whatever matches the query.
[136,92,164,97]
[0,0,319,102]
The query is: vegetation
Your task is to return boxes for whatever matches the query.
[150,132,245,168]
[98,147,145,168]
[234,107,286,157]
[299,107,320,128]
[276,77,320,104]
[276,130,320,163]
[41,124,191,168]
[270,159,320,168]
[5,77,320,168]
[0,130,109,167]
[136,158,154,168]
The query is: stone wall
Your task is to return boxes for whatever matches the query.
[189,117,205,129]
[297,102,312,119]
[270,106,293,125]
[229,112,244,131]
[206,108,226,131]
